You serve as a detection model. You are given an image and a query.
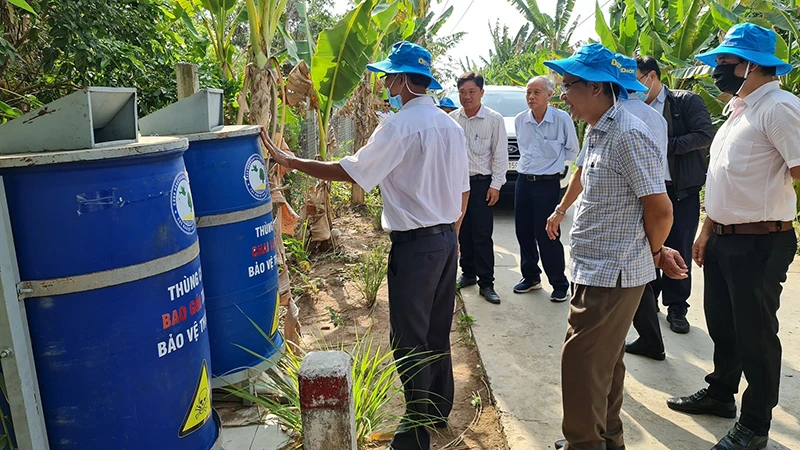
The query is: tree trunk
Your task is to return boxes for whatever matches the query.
[349,74,379,206]
[248,65,273,129]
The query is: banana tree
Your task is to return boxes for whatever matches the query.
[510,0,579,56]
[175,0,246,80]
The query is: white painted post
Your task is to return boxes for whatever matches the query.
[0,177,50,449]
[299,351,357,450]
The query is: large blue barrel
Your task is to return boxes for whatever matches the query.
[0,138,220,449]
[182,126,283,386]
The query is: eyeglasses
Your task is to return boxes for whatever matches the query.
[561,80,585,92]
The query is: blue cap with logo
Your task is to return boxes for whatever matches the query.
[367,41,443,90]
[695,23,793,75]
[544,43,629,99]
[615,54,648,92]
[438,97,457,109]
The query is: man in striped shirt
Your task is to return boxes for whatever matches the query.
[451,72,508,304]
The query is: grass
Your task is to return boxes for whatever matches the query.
[226,328,442,449]
[350,245,389,309]
[456,312,476,348]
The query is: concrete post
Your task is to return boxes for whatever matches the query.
[176,63,199,100]
[299,351,357,450]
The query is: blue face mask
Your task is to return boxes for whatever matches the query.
[387,89,403,109]
[385,75,404,109]
[635,91,649,102]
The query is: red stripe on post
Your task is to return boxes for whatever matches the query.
[299,374,350,410]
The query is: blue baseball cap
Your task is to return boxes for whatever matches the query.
[695,23,793,76]
[367,41,443,90]
[616,54,648,92]
[439,97,457,109]
[544,43,629,99]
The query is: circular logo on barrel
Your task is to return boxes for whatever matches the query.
[244,154,268,201]
[171,171,196,235]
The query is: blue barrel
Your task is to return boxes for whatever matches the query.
[0,138,220,449]
[182,126,283,386]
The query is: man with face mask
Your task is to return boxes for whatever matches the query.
[633,56,715,337]
[261,41,470,450]
[666,23,800,450]
[542,44,687,450]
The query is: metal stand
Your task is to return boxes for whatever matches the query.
[0,177,50,449]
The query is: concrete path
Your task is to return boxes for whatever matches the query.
[460,201,800,450]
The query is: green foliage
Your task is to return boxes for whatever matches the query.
[227,332,438,448]
[350,245,389,309]
[326,306,346,328]
[1,0,194,117]
[457,312,476,346]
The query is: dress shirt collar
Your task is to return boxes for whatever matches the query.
[457,104,488,119]
[523,105,555,125]
[742,80,781,107]
[401,95,435,109]
[591,104,620,134]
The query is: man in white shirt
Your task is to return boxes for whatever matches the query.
[262,41,470,450]
[376,99,395,122]
[451,72,508,304]
[512,76,578,302]
[666,23,800,450]
[615,54,671,361]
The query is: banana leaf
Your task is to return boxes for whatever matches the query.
[9,0,36,14]
[595,0,619,51]
[673,0,702,60]
[312,0,381,155]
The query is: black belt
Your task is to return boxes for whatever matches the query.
[390,223,455,243]
[470,174,492,181]
[519,173,561,182]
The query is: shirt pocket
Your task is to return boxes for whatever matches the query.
[719,136,753,173]
[469,136,492,156]
[541,138,561,159]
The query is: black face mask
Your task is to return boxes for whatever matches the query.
[713,63,745,95]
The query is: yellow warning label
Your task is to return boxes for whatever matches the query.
[271,290,280,336]
[178,360,212,438]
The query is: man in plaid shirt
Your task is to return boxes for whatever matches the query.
[543,44,688,450]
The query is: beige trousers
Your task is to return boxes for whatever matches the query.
[562,277,645,450]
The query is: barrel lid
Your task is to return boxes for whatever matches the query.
[184,125,262,143]
[0,136,188,168]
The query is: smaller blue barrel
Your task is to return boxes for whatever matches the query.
[0,138,220,449]
[182,126,283,386]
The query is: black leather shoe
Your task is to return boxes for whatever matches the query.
[666,388,737,418]
[668,309,690,334]
[479,286,501,304]
[625,338,666,361]
[712,423,768,450]
[555,439,623,450]
[456,275,477,289]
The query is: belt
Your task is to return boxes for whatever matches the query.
[390,223,455,243]
[520,173,561,182]
[711,221,793,235]
[664,181,673,186]
[469,174,492,181]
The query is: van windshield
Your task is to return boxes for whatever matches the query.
[446,90,528,118]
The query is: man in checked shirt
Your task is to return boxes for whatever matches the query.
[543,44,688,450]
[451,72,508,304]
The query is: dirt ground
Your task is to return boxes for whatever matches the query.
[295,209,508,450]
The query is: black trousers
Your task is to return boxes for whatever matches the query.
[514,177,569,290]
[388,228,457,450]
[632,187,698,345]
[654,186,700,313]
[631,279,665,352]
[459,178,495,288]
[703,230,796,436]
